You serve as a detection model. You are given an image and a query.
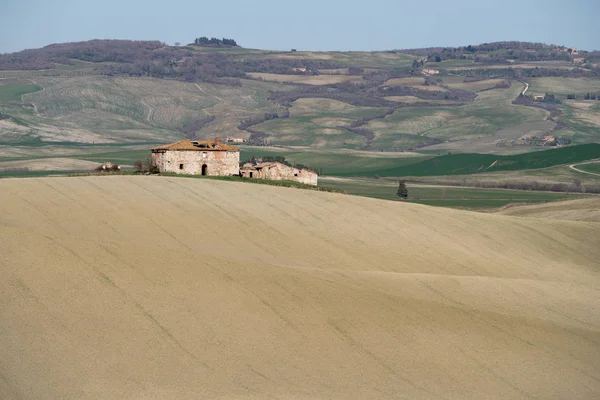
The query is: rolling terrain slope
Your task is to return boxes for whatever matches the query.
[1,176,600,399]
[497,197,600,221]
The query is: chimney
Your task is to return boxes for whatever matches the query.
[215,137,221,143]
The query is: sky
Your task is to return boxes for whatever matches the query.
[1,0,599,53]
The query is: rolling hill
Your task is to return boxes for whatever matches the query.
[1,176,599,399]
[1,39,599,160]
[496,197,600,221]
[1,39,600,212]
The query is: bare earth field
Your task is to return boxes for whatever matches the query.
[443,79,508,92]
[246,73,363,85]
[1,176,599,399]
[447,64,583,71]
[384,77,426,86]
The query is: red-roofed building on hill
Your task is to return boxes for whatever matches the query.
[151,138,240,176]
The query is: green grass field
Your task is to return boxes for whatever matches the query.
[252,83,552,151]
[75,149,154,165]
[1,62,597,156]
[575,162,600,174]
[0,76,290,146]
[254,98,389,148]
[240,144,599,179]
[239,146,429,175]
[370,84,550,149]
[0,83,42,101]
[336,144,600,177]
[319,177,593,209]
[194,48,419,68]
[528,77,600,97]
[0,170,78,179]
[267,51,418,69]
[0,142,160,165]
[407,163,600,188]
[428,59,476,69]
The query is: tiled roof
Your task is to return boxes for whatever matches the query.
[152,140,239,152]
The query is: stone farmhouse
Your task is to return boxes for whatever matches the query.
[240,162,318,185]
[151,139,239,176]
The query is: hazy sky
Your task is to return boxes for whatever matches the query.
[1,0,599,53]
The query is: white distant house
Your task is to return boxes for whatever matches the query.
[421,69,440,76]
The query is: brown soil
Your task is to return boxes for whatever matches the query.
[497,197,600,221]
[1,176,599,399]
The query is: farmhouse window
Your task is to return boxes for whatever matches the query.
[179,164,184,170]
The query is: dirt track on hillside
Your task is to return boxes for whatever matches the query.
[570,161,600,177]
[1,176,599,399]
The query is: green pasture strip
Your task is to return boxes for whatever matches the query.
[76,149,156,165]
[0,83,42,101]
[0,170,76,179]
[575,162,600,174]
[239,147,430,176]
[342,144,600,177]
[319,177,592,209]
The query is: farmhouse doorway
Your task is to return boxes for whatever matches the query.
[202,164,207,175]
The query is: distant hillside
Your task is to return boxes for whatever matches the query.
[1,38,599,156]
[0,39,343,79]
[189,36,239,47]
[0,40,164,70]
[2,39,598,78]
[397,41,599,64]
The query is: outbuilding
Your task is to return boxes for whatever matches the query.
[240,162,318,185]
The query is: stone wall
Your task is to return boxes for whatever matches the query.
[152,150,240,176]
[240,162,318,185]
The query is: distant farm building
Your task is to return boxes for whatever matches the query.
[533,95,545,102]
[151,139,240,176]
[421,69,440,76]
[240,162,318,185]
[226,136,246,143]
[93,161,120,173]
[100,161,120,171]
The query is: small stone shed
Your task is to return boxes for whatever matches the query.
[240,162,318,186]
[151,139,240,176]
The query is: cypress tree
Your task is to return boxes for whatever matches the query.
[397,180,408,199]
